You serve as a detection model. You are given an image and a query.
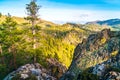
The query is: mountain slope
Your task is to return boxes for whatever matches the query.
[60,29,120,80]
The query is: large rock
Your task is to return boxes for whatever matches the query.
[4,63,56,80]
[60,29,120,80]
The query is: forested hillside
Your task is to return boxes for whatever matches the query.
[0,13,113,79]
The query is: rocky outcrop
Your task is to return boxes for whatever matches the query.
[60,29,120,80]
[4,63,56,80]
[4,58,67,80]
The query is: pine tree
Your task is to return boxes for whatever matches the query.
[1,13,17,68]
[2,13,17,32]
[26,0,40,49]
[26,0,40,63]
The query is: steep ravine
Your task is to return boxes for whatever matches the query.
[60,29,120,80]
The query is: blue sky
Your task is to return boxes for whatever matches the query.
[1,0,120,24]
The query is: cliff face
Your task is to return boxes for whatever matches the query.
[60,29,120,80]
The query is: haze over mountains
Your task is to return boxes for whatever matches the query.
[86,18,120,30]
[87,18,120,26]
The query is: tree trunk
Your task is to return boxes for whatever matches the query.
[32,17,37,63]
[32,19,36,49]
[12,45,17,69]
[0,44,4,64]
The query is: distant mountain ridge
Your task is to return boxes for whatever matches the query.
[87,18,120,26]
